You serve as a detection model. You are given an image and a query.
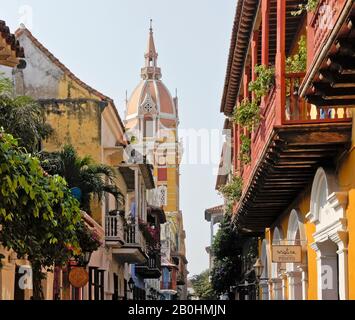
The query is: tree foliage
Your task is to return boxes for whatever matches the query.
[210,258,241,295]
[190,270,216,300]
[0,130,86,299]
[0,74,52,152]
[212,215,241,261]
[210,215,243,295]
[39,145,123,214]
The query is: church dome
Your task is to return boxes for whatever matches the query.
[127,79,176,117]
[125,22,178,129]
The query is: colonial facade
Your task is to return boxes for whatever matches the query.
[125,23,188,300]
[1,24,167,300]
[217,0,355,300]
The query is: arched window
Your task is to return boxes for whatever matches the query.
[308,167,348,300]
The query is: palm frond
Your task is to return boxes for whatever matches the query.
[0,75,13,97]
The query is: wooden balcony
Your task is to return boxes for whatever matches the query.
[234,73,352,233]
[135,251,162,279]
[111,223,148,264]
[105,214,125,246]
[301,0,355,105]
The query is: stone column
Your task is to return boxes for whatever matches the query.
[268,280,273,300]
[270,278,282,300]
[297,265,308,300]
[260,280,269,300]
[287,271,302,300]
[312,242,339,300]
[332,230,349,300]
[281,273,288,300]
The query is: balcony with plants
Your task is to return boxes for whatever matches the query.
[220,0,353,233]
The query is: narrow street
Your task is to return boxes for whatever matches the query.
[1,0,355,306]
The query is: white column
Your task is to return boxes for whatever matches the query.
[270,278,282,300]
[287,271,302,300]
[313,242,339,300]
[332,231,349,300]
[297,265,308,300]
[281,274,287,300]
[260,281,269,300]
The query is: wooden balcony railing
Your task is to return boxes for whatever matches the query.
[283,73,352,124]
[238,71,352,199]
[309,0,347,63]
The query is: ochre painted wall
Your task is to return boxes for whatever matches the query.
[337,112,355,299]
[269,191,317,300]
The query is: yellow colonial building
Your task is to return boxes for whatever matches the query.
[2,25,130,300]
[125,23,188,299]
[217,0,355,300]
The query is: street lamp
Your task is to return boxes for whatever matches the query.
[253,258,266,300]
[254,258,264,280]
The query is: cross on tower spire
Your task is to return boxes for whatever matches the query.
[141,19,161,80]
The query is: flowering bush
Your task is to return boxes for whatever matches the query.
[76,223,102,255]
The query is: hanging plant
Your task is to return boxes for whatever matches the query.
[240,134,251,165]
[218,175,243,203]
[224,201,234,215]
[233,99,260,131]
[292,0,319,16]
[248,65,275,101]
[286,36,307,73]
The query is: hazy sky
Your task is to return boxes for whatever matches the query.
[1,0,236,276]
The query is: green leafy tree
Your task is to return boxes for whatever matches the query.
[0,74,52,152]
[190,270,216,300]
[210,258,241,295]
[0,130,85,300]
[210,214,242,295]
[39,145,123,214]
[212,214,241,261]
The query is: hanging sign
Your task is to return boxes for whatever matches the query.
[272,245,302,263]
[69,267,89,288]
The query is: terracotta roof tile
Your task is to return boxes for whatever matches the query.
[220,0,259,116]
